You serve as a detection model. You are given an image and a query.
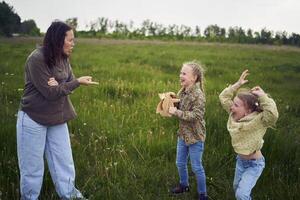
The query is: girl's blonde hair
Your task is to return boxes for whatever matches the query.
[183,61,205,92]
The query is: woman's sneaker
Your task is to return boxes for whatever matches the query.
[171,184,190,194]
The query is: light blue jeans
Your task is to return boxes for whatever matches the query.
[176,138,207,195]
[17,111,83,200]
[233,155,265,200]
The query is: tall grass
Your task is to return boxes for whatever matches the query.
[1,38,300,200]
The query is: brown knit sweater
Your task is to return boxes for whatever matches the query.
[20,47,80,126]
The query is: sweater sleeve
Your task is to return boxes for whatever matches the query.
[26,54,80,101]
[66,62,77,82]
[259,94,279,128]
[219,86,235,114]
[176,91,205,122]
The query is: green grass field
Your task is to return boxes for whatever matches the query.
[0,38,300,200]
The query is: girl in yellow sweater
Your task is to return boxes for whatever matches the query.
[219,69,278,200]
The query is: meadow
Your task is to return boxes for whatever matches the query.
[0,37,299,200]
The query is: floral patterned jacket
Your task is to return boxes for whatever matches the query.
[175,83,206,144]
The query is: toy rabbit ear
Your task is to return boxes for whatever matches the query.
[170,94,178,98]
[158,93,166,100]
[156,101,163,114]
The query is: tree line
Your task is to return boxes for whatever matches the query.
[72,17,300,47]
[0,1,40,37]
[1,1,299,47]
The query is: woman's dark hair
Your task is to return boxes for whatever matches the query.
[237,92,263,113]
[43,21,72,67]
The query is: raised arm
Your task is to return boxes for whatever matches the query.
[251,86,279,127]
[219,69,249,113]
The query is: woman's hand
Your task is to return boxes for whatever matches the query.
[232,69,249,90]
[251,86,266,97]
[77,76,99,85]
[48,77,58,86]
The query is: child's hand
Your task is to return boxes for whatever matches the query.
[48,77,58,86]
[169,107,177,115]
[237,69,249,85]
[232,69,249,89]
[251,86,266,97]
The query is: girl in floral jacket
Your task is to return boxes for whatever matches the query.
[169,61,207,200]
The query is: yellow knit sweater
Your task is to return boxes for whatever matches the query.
[219,86,279,155]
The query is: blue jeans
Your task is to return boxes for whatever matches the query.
[233,155,265,200]
[176,138,206,194]
[17,111,83,200]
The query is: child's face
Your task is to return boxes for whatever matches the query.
[180,65,197,88]
[230,97,252,121]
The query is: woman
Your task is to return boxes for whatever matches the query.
[17,21,97,199]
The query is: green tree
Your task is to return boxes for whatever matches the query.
[195,25,201,37]
[246,29,253,38]
[289,33,300,46]
[113,20,129,36]
[228,26,246,43]
[260,28,273,44]
[97,17,108,34]
[20,19,40,36]
[204,24,218,38]
[65,17,78,31]
[274,31,286,45]
[180,25,192,37]
[204,24,225,40]
[0,1,21,37]
[167,24,178,37]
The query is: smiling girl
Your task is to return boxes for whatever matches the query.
[219,69,279,200]
[169,61,208,200]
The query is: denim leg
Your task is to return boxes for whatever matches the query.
[45,123,83,199]
[176,138,189,186]
[234,156,265,200]
[189,141,206,194]
[17,111,47,200]
[233,157,244,194]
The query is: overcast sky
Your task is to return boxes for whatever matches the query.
[5,0,300,34]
